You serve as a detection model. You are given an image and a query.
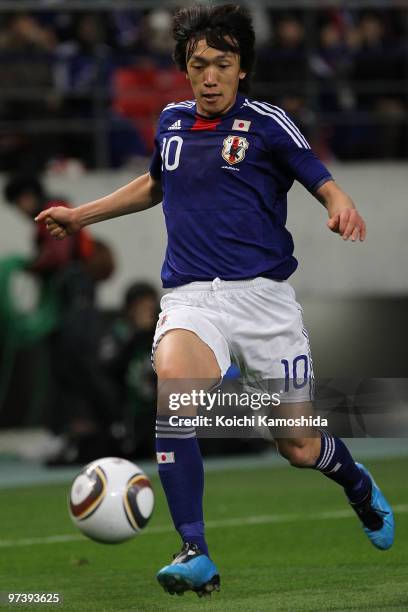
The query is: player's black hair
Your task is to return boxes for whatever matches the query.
[124,282,159,309]
[172,4,256,93]
[3,175,45,205]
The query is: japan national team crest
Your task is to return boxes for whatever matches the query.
[222,135,249,165]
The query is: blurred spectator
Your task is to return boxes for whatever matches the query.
[112,61,191,152]
[256,15,308,107]
[313,21,352,110]
[45,279,158,465]
[352,13,405,109]
[54,12,152,165]
[107,113,148,167]
[54,13,115,167]
[3,174,93,281]
[253,14,314,145]
[141,9,174,67]
[46,238,118,466]
[111,8,191,152]
[117,9,174,68]
[350,12,406,158]
[111,9,144,55]
[310,18,354,159]
[0,13,59,171]
[99,281,160,458]
[111,60,157,152]
[55,13,112,110]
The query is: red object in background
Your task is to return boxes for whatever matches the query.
[34,200,94,274]
[112,67,193,151]
[113,67,158,117]
[157,69,192,101]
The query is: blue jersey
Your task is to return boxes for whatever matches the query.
[149,93,332,288]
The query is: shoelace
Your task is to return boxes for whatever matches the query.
[172,543,201,563]
[353,496,386,531]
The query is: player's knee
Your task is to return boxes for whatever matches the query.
[287,446,310,467]
[277,440,315,468]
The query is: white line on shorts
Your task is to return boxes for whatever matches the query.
[0,504,407,549]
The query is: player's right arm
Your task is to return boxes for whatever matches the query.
[35,173,162,239]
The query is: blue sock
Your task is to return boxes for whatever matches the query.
[156,416,209,556]
[315,432,371,504]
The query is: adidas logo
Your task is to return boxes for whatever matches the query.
[168,119,181,130]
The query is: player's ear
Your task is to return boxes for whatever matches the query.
[239,70,247,81]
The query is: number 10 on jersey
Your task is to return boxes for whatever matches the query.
[161,136,183,171]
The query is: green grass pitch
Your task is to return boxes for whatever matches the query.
[1,456,407,611]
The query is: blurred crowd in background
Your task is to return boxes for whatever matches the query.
[0,4,407,171]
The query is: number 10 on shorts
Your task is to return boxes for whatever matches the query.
[281,355,309,391]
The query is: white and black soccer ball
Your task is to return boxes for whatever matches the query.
[69,457,154,543]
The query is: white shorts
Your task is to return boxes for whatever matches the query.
[152,277,314,402]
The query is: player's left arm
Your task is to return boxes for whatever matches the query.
[266,108,366,242]
[315,179,366,242]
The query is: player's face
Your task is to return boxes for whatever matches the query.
[186,38,246,117]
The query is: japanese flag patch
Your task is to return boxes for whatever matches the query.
[232,119,251,132]
[157,452,175,464]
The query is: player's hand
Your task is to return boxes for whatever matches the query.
[327,208,366,242]
[35,206,81,240]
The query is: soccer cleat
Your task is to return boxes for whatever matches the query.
[350,462,394,550]
[156,542,220,597]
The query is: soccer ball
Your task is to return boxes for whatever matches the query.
[69,457,154,543]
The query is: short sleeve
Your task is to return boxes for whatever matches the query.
[277,146,332,193]
[266,106,332,193]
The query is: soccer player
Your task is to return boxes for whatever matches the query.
[36,5,394,599]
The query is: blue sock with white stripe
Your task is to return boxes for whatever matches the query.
[315,432,371,503]
[155,416,209,556]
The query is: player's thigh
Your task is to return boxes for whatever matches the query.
[155,328,221,379]
[229,281,313,398]
[155,329,220,416]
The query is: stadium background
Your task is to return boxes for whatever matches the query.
[0,3,407,609]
